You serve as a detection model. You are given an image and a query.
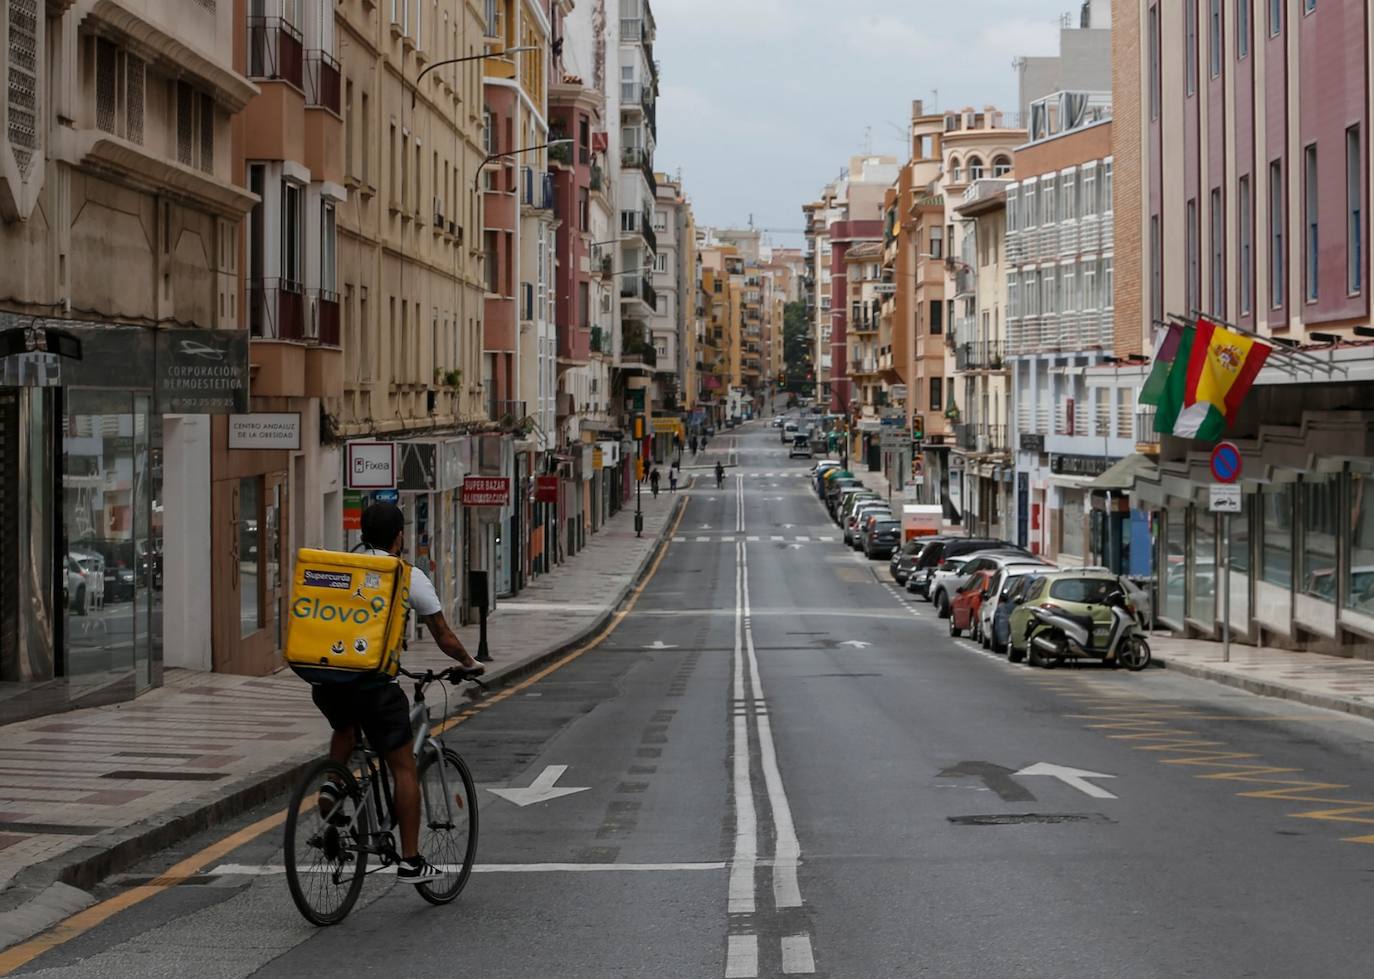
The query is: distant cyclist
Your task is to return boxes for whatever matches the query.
[649,467,661,497]
[715,461,725,489]
[311,503,482,884]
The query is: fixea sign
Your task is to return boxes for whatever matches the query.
[346,441,397,489]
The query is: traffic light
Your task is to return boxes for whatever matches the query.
[911,414,924,441]
[636,458,646,481]
[632,415,645,440]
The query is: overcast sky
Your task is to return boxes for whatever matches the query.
[650,0,1080,247]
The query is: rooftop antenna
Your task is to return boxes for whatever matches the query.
[931,88,939,112]
[863,125,872,155]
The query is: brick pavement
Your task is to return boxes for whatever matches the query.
[0,484,684,925]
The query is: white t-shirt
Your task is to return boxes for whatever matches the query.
[364,548,442,618]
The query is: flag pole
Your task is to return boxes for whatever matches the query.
[1159,316,1300,377]
[1187,308,1347,377]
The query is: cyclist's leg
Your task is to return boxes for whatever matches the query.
[385,744,422,859]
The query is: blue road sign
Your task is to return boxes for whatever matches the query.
[1210,442,1242,484]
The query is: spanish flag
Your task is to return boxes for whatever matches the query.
[1164,318,1271,441]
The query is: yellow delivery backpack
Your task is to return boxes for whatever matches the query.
[284,548,412,682]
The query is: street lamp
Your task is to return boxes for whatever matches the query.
[473,138,574,194]
[411,47,537,107]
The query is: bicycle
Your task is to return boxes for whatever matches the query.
[283,665,484,926]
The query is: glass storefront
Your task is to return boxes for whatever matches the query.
[1261,483,1294,589]
[1060,489,1085,563]
[61,390,161,700]
[1348,472,1374,614]
[1161,499,1187,627]
[1190,508,1216,628]
[1299,474,1338,602]
[1227,495,1250,624]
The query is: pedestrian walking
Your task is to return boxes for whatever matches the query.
[649,467,661,497]
[668,469,678,493]
[689,435,698,455]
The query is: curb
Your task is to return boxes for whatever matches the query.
[0,492,689,942]
[1157,656,1374,723]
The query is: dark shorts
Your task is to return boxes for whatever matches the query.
[311,681,413,754]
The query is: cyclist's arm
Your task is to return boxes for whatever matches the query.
[419,612,482,671]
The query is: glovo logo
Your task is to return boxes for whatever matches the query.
[293,594,387,624]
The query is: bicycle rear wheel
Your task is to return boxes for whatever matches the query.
[284,758,371,926]
[415,747,479,905]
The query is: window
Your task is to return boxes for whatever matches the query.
[95,38,146,144]
[344,79,354,177]
[949,157,962,182]
[175,82,215,173]
[1062,265,1076,312]
[1304,0,1316,12]
[1261,482,1294,587]
[1237,0,1251,57]
[1042,267,1056,314]
[1023,182,1037,230]
[360,91,370,183]
[1061,170,1077,222]
[1042,176,1056,227]
[1349,126,1363,294]
[992,156,1011,177]
[1269,159,1285,307]
[620,65,635,103]
[1191,510,1217,625]
[484,0,500,37]
[1103,160,1113,212]
[1151,214,1163,321]
[483,230,499,293]
[1239,174,1253,313]
[1348,472,1374,612]
[1210,188,1225,314]
[653,253,668,273]
[1186,197,1199,311]
[1268,0,1281,34]
[1082,165,1098,218]
[652,208,667,232]
[1209,0,1222,77]
[929,299,943,334]
[1186,0,1198,96]
[577,187,589,231]
[282,179,303,286]
[321,201,336,294]
[1149,4,1161,119]
[1304,143,1318,301]
[929,225,944,260]
[930,376,943,412]
[1083,261,1097,310]
[1103,256,1115,309]
[1301,475,1338,600]
[968,156,984,181]
[239,477,262,638]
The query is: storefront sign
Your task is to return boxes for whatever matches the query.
[342,490,364,530]
[534,475,559,503]
[347,441,397,489]
[1020,433,1045,453]
[1050,453,1115,478]
[880,427,910,449]
[374,488,399,504]
[461,476,510,506]
[228,412,301,450]
[156,329,250,414]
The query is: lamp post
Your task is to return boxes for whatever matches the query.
[410,46,537,107]
[473,138,574,195]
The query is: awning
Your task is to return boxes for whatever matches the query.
[1085,452,1159,491]
[652,417,685,437]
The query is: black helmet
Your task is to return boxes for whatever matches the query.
[360,502,404,551]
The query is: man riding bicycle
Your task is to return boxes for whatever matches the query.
[311,502,482,884]
[715,461,725,488]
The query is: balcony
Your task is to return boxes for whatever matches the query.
[954,422,1010,454]
[488,399,528,424]
[521,167,554,209]
[246,17,303,90]
[621,274,657,312]
[248,278,306,340]
[620,147,657,197]
[954,340,1006,371]
[309,288,340,345]
[590,162,604,192]
[590,325,605,353]
[303,50,340,113]
[548,141,572,166]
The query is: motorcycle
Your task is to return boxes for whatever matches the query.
[1024,589,1151,671]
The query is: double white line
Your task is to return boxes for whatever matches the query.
[726,520,810,976]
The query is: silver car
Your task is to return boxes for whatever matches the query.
[930,550,1047,619]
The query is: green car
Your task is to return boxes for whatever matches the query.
[1005,569,1123,663]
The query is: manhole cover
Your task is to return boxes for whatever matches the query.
[948,813,1113,827]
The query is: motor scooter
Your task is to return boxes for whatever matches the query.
[1024,589,1151,670]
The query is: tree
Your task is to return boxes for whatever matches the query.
[782,301,812,391]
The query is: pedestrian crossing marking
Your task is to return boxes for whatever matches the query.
[672,536,834,546]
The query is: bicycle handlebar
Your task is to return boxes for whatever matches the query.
[398,665,488,690]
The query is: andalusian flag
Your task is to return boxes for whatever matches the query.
[1152,325,1197,436]
[1155,318,1271,441]
[1138,321,1185,406]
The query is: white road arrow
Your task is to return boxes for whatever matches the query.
[645,640,679,650]
[700,523,713,529]
[789,544,804,550]
[839,640,872,649]
[488,765,590,807]
[782,523,795,529]
[1015,763,1118,799]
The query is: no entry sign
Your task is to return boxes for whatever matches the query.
[1210,441,1242,484]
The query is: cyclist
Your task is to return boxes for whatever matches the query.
[649,467,661,496]
[715,461,725,489]
[311,502,482,884]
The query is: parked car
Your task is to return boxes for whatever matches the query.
[889,538,930,585]
[835,487,876,523]
[949,569,997,638]
[851,506,894,547]
[772,415,785,428]
[991,571,1046,657]
[979,564,1057,649]
[840,498,884,541]
[66,552,105,614]
[929,549,1044,619]
[788,435,812,459]
[825,477,862,515]
[908,537,1009,598]
[863,518,902,560]
[1006,569,1126,663]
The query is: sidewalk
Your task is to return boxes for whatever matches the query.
[1153,634,1374,722]
[0,486,686,945]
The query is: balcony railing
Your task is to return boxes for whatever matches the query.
[590,162,604,192]
[521,167,554,209]
[621,147,657,197]
[248,278,305,340]
[488,399,527,423]
[304,50,340,113]
[955,340,1006,371]
[246,17,303,89]
[310,288,340,346]
[954,422,1009,453]
[590,325,604,353]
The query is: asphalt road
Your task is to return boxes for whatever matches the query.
[14,418,1374,978]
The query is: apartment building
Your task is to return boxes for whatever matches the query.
[613,0,657,385]
[650,175,689,413]
[803,193,838,402]
[951,178,1014,537]
[0,1,256,720]
[845,242,885,419]
[1123,0,1374,656]
[1005,96,1120,564]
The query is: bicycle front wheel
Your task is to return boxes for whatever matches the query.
[284,758,371,926]
[415,747,479,905]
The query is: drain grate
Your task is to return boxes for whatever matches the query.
[0,821,110,835]
[100,770,226,782]
[948,813,1113,827]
